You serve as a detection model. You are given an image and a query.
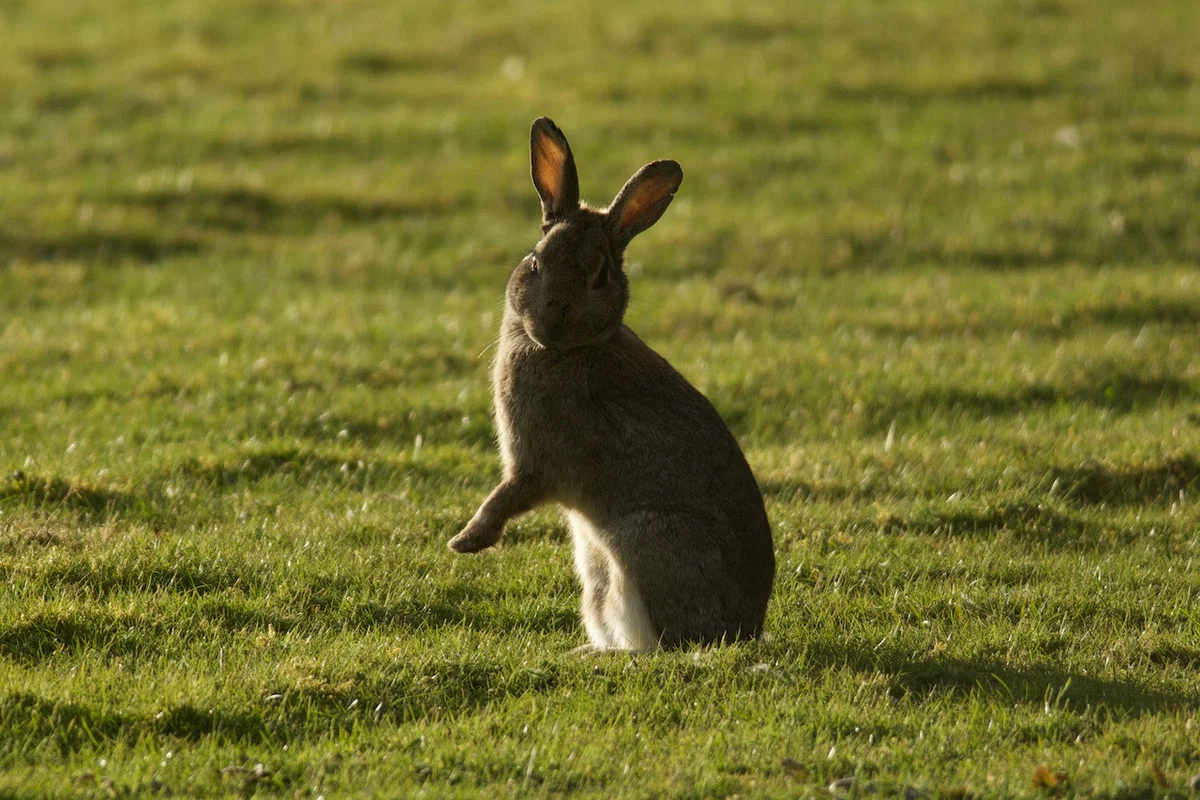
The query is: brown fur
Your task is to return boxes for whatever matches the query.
[448,117,775,649]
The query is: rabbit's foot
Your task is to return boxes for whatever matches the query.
[447,518,502,553]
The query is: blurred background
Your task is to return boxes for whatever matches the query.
[3,0,1197,287]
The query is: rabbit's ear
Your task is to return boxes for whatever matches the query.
[530,117,580,224]
[606,160,683,248]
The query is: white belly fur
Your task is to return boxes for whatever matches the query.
[567,511,659,651]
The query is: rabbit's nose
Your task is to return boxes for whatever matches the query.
[545,321,567,343]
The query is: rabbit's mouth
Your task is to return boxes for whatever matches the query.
[523,321,620,352]
[522,324,554,351]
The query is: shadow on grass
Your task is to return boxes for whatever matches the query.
[1080,298,1200,329]
[286,578,578,638]
[40,558,268,598]
[287,659,564,731]
[0,472,164,526]
[889,654,1195,718]
[273,355,478,393]
[801,638,1199,718]
[23,44,95,70]
[1127,125,1200,149]
[0,601,295,666]
[0,574,573,667]
[1146,644,1200,670]
[812,216,1200,273]
[331,353,478,387]
[0,613,149,665]
[283,406,494,449]
[863,297,1200,340]
[714,16,820,43]
[1050,456,1200,507]
[109,184,470,234]
[204,130,368,158]
[0,692,275,752]
[1,693,133,753]
[0,582,575,752]
[861,368,1192,431]
[169,448,367,490]
[338,49,427,73]
[0,227,203,265]
[0,651,561,754]
[827,74,1060,103]
[164,444,489,498]
[763,485,1118,550]
[879,502,1101,550]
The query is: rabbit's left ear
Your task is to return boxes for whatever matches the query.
[606,160,683,248]
[530,117,580,224]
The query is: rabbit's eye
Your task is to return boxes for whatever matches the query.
[592,265,609,289]
[528,257,539,276]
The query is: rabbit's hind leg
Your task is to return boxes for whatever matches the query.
[569,512,659,651]
[570,512,617,648]
[601,560,659,651]
[609,511,745,648]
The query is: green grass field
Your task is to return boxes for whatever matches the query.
[2,0,1200,796]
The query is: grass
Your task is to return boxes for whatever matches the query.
[2,0,1200,796]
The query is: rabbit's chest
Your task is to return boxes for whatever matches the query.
[493,351,592,466]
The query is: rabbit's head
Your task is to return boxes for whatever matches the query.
[506,117,682,350]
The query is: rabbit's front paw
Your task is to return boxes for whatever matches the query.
[447,518,502,553]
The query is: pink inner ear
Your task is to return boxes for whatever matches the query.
[617,173,676,232]
[534,137,568,202]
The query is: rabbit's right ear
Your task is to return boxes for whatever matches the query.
[606,160,683,249]
[530,117,580,225]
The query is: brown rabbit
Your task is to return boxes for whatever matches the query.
[448,117,775,651]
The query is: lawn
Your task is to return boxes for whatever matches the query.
[2,0,1200,796]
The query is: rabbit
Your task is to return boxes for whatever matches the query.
[448,117,775,651]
